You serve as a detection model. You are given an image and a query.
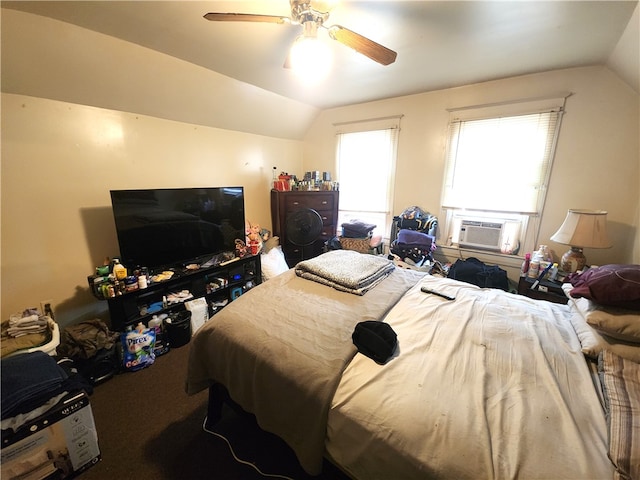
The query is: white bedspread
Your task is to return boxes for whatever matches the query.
[327,276,614,480]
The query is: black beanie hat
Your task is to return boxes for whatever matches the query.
[352,321,398,365]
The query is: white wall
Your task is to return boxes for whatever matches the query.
[1,93,303,327]
[303,66,640,279]
[607,2,640,96]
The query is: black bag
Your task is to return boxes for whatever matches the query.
[352,321,398,365]
[73,345,120,385]
[392,206,438,237]
[57,319,119,360]
[57,319,121,385]
[447,257,509,291]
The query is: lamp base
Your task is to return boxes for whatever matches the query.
[560,246,586,273]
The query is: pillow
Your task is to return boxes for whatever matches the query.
[261,246,289,280]
[598,350,640,480]
[566,296,640,363]
[572,297,640,344]
[568,264,640,310]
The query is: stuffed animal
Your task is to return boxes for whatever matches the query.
[259,227,271,242]
[244,221,273,255]
[235,239,248,257]
[245,222,265,254]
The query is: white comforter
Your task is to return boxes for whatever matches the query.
[327,275,614,480]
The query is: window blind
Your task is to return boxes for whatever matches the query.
[441,109,562,214]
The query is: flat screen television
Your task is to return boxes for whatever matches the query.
[110,187,245,270]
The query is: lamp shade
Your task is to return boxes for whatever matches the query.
[550,209,612,248]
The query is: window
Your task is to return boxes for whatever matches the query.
[335,117,400,240]
[441,96,567,254]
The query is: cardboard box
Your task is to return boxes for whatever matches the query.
[273,180,290,191]
[1,391,100,479]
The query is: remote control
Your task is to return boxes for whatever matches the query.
[421,286,455,301]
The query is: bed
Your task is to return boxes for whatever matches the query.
[186,251,639,480]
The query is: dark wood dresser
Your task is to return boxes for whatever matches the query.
[270,189,339,266]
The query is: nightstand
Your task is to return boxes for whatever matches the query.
[517,276,568,304]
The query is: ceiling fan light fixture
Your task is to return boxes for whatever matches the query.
[308,0,339,14]
[289,26,333,84]
[205,0,396,70]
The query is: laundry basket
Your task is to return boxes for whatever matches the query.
[3,317,60,358]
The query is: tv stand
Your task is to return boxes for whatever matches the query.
[88,254,261,331]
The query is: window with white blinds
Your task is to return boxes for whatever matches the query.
[442,110,562,214]
[335,118,400,239]
[441,95,567,254]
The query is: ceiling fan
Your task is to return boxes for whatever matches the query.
[203,0,397,67]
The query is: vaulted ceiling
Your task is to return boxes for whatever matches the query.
[4,1,638,110]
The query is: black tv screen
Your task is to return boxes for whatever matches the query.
[110,187,245,270]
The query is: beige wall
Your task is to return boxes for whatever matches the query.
[1,93,303,326]
[2,66,638,329]
[1,8,638,331]
[303,66,640,278]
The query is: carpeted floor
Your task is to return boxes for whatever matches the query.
[80,341,350,480]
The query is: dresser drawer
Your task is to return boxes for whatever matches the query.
[319,225,334,240]
[285,193,335,212]
[282,239,326,263]
[317,210,335,226]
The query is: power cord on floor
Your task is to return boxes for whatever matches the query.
[202,416,296,480]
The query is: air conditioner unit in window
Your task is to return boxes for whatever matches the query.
[458,220,504,251]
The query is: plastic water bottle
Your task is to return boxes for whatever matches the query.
[149,315,169,356]
[112,259,127,281]
[528,246,547,279]
[528,250,541,278]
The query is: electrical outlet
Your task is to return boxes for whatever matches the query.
[40,299,53,315]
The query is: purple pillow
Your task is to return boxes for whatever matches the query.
[568,264,640,311]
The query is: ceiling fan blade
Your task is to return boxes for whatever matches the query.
[327,25,397,66]
[204,12,290,24]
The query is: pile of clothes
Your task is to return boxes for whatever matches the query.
[6,311,49,337]
[332,220,382,254]
[388,206,438,269]
[390,229,436,267]
[341,220,376,238]
[1,350,94,437]
[1,310,57,358]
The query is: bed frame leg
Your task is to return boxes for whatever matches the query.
[205,382,252,431]
[205,383,225,429]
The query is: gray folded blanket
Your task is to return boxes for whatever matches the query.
[295,250,395,295]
